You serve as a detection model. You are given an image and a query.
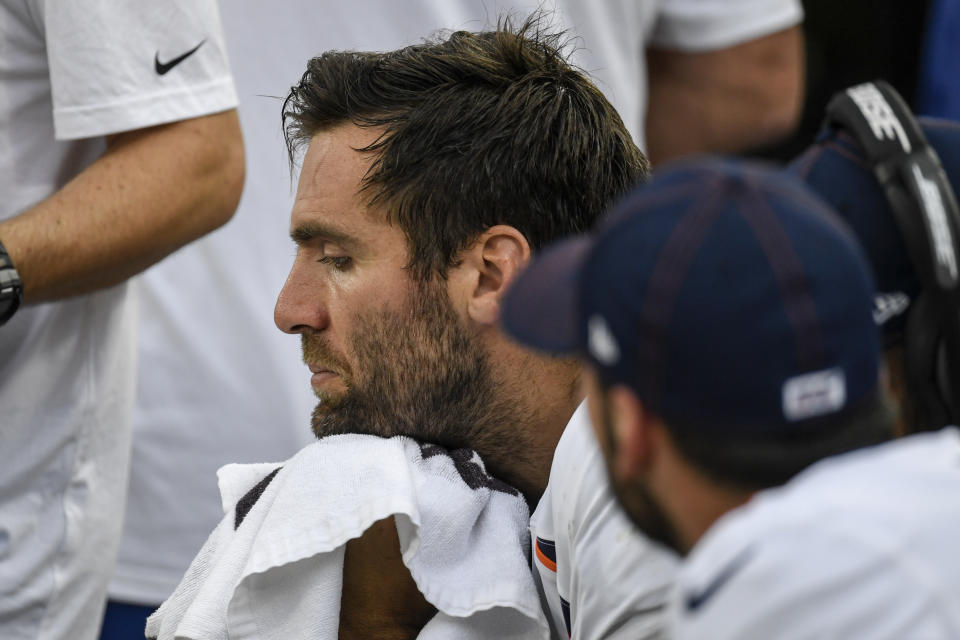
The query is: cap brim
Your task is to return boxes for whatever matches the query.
[500,235,593,355]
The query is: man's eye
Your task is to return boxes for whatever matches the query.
[318,255,352,271]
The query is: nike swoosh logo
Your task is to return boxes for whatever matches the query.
[154,40,206,76]
[684,546,756,612]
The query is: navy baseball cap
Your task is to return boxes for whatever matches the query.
[786,117,960,343]
[502,158,882,434]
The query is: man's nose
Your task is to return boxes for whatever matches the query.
[275,265,329,334]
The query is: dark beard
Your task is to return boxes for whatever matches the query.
[302,279,532,486]
[606,469,684,555]
[597,398,685,555]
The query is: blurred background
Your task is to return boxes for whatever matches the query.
[759,0,946,160]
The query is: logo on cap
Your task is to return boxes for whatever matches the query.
[872,292,911,325]
[588,315,620,366]
[782,368,847,421]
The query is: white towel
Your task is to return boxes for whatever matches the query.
[145,434,550,639]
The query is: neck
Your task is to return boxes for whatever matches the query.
[484,347,581,507]
[670,482,752,555]
[513,389,580,507]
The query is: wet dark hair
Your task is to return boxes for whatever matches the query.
[282,14,648,278]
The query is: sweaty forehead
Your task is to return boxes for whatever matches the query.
[289,125,411,266]
[291,126,391,232]
[294,125,381,204]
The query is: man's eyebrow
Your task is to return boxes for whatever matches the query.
[289,222,359,249]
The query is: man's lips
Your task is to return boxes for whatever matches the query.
[307,363,334,375]
[307,363,339,387]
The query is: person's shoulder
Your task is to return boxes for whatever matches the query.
[539,404,609,528]
[675,517,960,640]
[675,512,898,639]
[673,429,960,639]
[699,428,960,548]
[784,427,960,501]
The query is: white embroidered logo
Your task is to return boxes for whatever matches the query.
[782,368,846,421]
[587,314,620,366]
[847,84,912,153]
[872,292,911,325]
[912,164,959,285]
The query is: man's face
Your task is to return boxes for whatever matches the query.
[275,124,523,460]
[584,371,683,553]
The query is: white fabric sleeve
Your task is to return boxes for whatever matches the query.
[649,0,803,52]
[672,528,955,640]
[41,0,238,140]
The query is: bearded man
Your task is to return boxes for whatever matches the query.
[146,17,650,640]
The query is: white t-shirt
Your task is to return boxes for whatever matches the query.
[670,428,960,640]
[0,2,236,638]
[109,0,802,609]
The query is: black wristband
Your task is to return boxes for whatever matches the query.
[0,240,23,325]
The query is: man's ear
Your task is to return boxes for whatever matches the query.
[607,385,656,480]
[455,225,531,326]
